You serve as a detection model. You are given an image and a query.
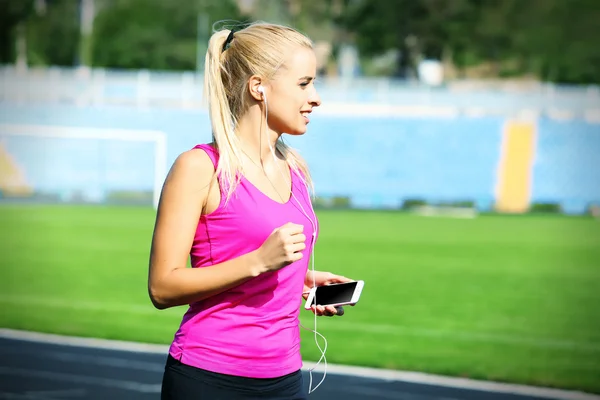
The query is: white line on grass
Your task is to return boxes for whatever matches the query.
[1,294,599,352]
[1,329,599,400]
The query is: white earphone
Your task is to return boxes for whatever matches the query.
[258,83,327,394]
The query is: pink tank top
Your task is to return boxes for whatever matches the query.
[168,144,318,378]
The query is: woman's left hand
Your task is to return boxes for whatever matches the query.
[303,271,353,317]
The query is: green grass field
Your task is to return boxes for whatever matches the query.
[1,204,599,393]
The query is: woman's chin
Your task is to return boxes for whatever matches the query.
[286,126,308,136]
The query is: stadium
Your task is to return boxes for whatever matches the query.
[0,1,599,399]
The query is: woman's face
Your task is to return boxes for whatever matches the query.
[263,47,322,136]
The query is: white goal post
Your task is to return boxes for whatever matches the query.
[0,124,168,209]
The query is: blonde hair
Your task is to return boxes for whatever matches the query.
[204,21,314,204]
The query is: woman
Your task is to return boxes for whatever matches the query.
[148,21,351,399]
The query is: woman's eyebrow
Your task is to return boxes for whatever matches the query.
[298,76,315,81]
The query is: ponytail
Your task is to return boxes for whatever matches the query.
[203,23,316,204]
[204,29,244,203]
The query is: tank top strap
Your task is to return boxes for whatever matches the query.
[193,143,219,169]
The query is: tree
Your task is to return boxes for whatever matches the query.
[26,0,80,67]
[0,0,35,64]
[333,0,478,78]
[332,0,600,83]
[91,0,243,71]
[512,0,600,84]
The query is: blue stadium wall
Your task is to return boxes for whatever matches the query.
[0,103,597,214]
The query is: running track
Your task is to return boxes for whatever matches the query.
[0,330,597,400]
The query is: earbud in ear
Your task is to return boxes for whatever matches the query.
[257,86,264,94]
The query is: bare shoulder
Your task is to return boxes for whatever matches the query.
[175,147,215,171]
[167,147,216,188]
[154,146,217,221]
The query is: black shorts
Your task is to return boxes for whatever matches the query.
[161,355,307,400]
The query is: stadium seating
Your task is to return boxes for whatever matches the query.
[531,118,600,214]
[0,103,597,213]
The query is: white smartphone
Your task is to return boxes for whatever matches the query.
[304,280,364,310]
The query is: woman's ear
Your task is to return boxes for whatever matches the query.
[248,75,264,102]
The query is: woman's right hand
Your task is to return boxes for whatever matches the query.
[257,222,306,272]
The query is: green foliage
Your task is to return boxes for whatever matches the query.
[26,0,79,66]
[513,0,600,84]
[0,0,34,63]
[401,198,428,210]
[529,202,563,214]
[335,0,479,77]
[92,0,243,70]
[335,0,600,83]
[313,196,352,209]
[6,0,600,83]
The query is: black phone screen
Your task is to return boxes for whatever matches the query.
[310,282,357,306]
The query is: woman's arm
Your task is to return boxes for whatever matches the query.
[148,149,307,310]
[147,149,265,310]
